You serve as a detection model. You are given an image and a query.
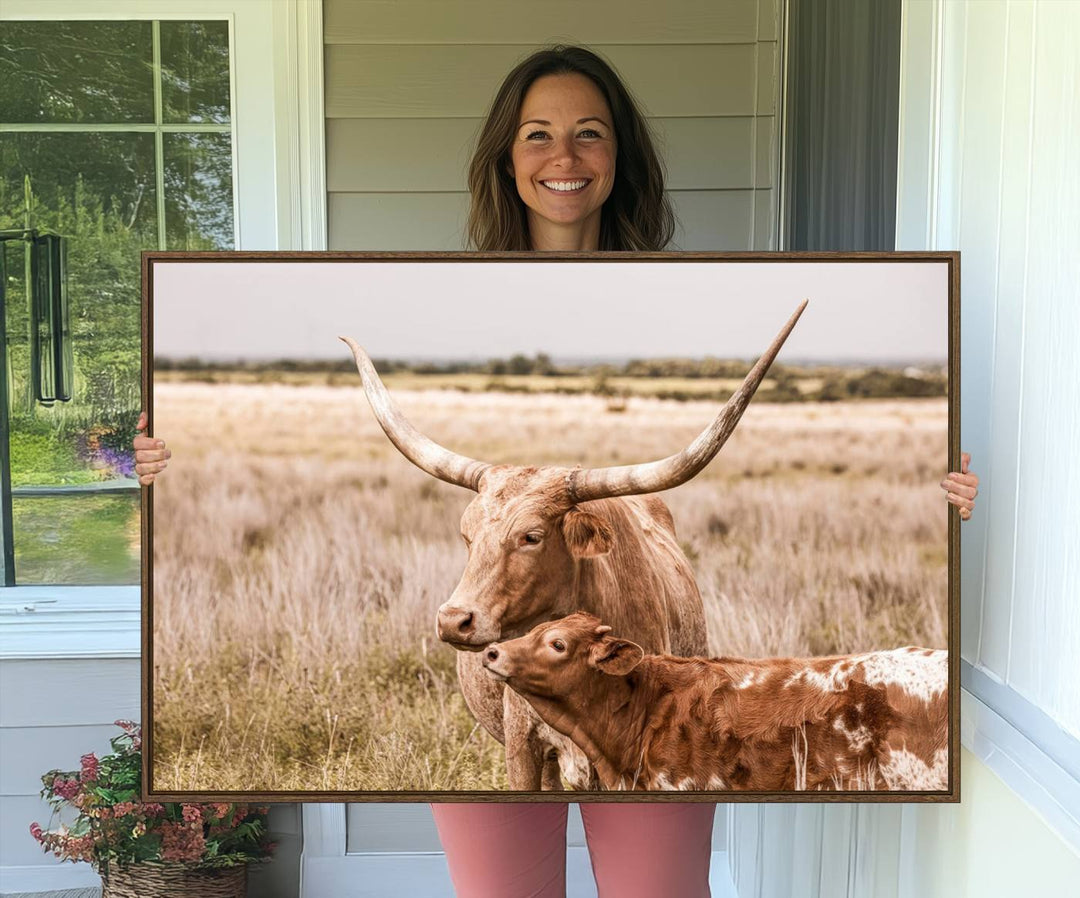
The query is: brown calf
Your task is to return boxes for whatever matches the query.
[483,613,948,791]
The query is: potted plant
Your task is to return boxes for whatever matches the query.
[30,720,273,897]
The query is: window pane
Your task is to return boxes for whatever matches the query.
[0,21,154,124]
[2,131,154,446]
[3,132,151,586]
[164,133,234,250]
[0,132,158,246]
[160,20,232,124]
[12,494,140,585]
[1,20,235,586]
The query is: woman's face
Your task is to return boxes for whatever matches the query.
[509,73,617,247]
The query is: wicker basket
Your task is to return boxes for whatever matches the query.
[100,862,247,898]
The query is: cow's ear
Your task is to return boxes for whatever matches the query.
[591,638,644,676]
[562,508,615,557]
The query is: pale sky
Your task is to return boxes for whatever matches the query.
[152,260,949,364]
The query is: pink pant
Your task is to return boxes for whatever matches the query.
[431,803,715,898]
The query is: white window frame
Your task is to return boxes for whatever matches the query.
[0,0,326,659]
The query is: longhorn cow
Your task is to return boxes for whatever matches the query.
[342,300,806,790]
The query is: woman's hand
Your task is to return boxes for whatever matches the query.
[133,411,171,486]
[941,451,979,521]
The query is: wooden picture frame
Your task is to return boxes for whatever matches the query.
[142,251,959,803]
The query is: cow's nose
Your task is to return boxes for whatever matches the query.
[486,646,499,662]
[436,606,476,640]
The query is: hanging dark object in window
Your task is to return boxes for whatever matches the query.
[29,233,73,405]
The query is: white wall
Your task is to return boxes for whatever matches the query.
[896,0,1080,880]
[728,748,1080,898]
[729,2,1080,894]
[910,0,1080,734]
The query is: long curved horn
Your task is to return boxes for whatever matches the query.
[567,300,808,503]
[341,337,491,491]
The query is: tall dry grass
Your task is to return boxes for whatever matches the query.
[152,383,947,791]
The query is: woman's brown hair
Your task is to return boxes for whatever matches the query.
[466,46,676,252]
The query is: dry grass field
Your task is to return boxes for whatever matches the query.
[151,381,948,792]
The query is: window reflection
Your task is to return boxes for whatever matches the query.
[1,19,234,586]
[0,22,155,124]
[164,133,234,250]
[160,21,232,124]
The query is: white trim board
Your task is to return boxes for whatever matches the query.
[0,588,139,660]
[963,662,1080,784]
[961,687,1080,853]
[272,0,328,250]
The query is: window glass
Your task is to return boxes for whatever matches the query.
[160,21,232,124]
[0,21,155,124]
[13,495,140,585]
[164,133,234,250]
[1,20,233,585]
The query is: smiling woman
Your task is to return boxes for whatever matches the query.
[465,45,674,252]
[509,73,617,250]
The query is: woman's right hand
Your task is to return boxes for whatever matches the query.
[133,411,171,486]
[941,451,979,521]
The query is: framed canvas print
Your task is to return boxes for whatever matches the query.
[143,251,959,802]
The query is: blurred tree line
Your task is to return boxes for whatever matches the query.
[156,351,948,403]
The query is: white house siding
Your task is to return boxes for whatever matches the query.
[0,658,139,895]
[0,653,300,898]
[323,0,782,251]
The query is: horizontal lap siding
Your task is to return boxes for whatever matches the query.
[324,0,761,45]
[326,117,770,191]
[325,45,761,118]
[329,191,468,250]
[328,186,762,251]
[0,724,128,795]
[0,660,139,728]
[0,658,139,868]
[324,0,781,252]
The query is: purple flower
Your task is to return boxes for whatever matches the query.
[96,446,136,479]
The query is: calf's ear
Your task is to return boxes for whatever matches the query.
[591,638,644,676]
[562,508,615,557]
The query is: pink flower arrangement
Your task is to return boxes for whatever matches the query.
[51,777,80,801]
[30,722,272,874]
[160,821,206,862]
[80,753,100,782]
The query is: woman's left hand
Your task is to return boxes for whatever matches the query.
[941,451,979,521]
